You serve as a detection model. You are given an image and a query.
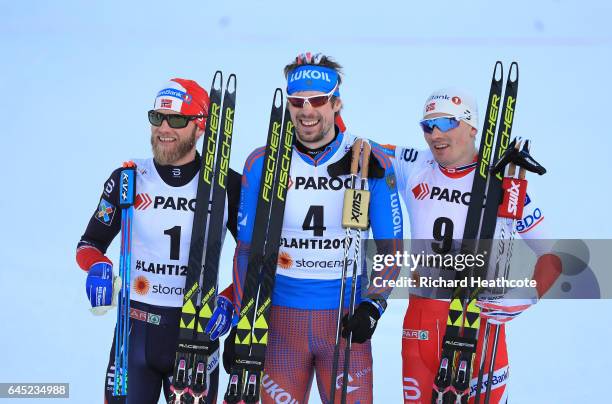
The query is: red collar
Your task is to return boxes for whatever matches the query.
[439,157,478,178]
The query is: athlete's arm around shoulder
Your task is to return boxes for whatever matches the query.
[377,143,429,193]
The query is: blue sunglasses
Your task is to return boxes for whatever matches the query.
[419,116,463,134]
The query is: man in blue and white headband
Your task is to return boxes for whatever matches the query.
[226,52,403,403]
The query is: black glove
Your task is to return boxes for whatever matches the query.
[222,326,237,374]
[341,301,381,343]
[327,146,385,178]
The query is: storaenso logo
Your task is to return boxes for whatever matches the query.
[263,122,281,202]
[152,284,185,296]
[203,103,221,184]
[494,95,515,180]
[277,121,293,201]
[218,106,234,189]
[479,94,500,179]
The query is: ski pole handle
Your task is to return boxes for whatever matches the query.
[350,138,362,175]
[360,141,371,179]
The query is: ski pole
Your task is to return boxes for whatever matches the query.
[340,140,371,404]
[113,162,136,396]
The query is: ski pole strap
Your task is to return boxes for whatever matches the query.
[341,139,371,230]
[118,161,137,208]
[363,297,387,316]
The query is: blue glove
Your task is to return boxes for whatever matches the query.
[204,295,236,341]
[85,262,118,315]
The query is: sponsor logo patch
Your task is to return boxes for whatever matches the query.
[96,198,116,225]
[411,183,470,205]
[402,328,429,340]
[412,183,430,200]
[133,276,150,295]
[278,251,293,269]
[386,173,396,190]
[135,193,153,210]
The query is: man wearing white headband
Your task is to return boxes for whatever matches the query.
[222,52,403,404]
[384,88,561,403]
[75,78,242,403]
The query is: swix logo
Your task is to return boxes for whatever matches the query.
[261,374,300,404]
[412,183,430,200]
[506,180,521,215]
[351,192,363,222]
[412,183,470,205]
[426,102,435,112]
[135,193,153,210]
[294,176,352,191]
[403,377,421,401]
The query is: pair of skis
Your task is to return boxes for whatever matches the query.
[432,61,519,404]
[169,71,237,403]
[473,136,534,404]
[224,89,294,404]
[113,161,137,396]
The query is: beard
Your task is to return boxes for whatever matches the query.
[294,113,333,146]
[150,127,196,165]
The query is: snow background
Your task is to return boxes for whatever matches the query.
[1,0,611,402]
